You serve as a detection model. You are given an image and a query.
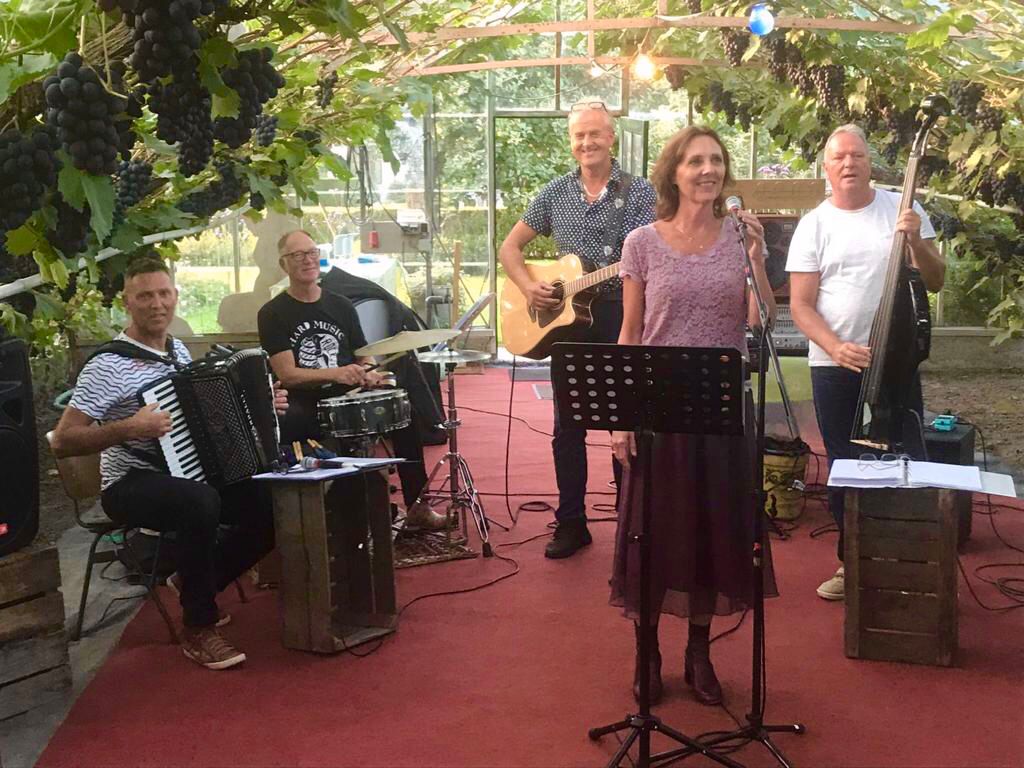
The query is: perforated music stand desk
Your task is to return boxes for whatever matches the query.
[551,342,745,768]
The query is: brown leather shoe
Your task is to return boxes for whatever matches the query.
[632,623,663,705]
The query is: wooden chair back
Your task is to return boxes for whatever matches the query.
[44,431,102,504]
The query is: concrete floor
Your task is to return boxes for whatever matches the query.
[0,514,147,768]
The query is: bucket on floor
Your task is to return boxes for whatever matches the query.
[763,437,809,520]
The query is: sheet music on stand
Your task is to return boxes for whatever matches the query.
[828,459,1017,497]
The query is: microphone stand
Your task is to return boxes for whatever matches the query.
[655,215,806,767]
[723,215,807,763]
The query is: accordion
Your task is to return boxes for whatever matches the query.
[138,348,281,486]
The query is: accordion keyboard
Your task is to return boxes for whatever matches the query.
[141,378,207,482]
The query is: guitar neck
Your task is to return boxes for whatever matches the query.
[563,263,620,297]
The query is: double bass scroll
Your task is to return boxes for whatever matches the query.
[850,94,951,451]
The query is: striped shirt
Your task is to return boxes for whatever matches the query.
[69,333,190,490]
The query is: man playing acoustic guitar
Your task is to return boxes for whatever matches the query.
[498,99,656,559]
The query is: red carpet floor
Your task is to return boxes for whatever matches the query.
[39,369,1024,767]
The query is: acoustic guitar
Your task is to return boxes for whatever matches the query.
[500,254,619,360]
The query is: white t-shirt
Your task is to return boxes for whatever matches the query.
[785,189,935,367]
[69,333,191,490]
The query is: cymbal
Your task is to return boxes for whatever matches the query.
[355,329,460,357]
[416,348,491,365]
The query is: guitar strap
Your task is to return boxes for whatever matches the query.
[600,171,634,269]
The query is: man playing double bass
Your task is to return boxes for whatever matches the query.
[787,124,945,602]
[499,99,656,559]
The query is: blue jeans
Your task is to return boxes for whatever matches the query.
[552,296,623,523]
[810,366,924,560]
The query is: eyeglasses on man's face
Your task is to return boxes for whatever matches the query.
[284,248,320,263]
[570,101,608,112]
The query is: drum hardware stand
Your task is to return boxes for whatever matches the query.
[415,349,495,557]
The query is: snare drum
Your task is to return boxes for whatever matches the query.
[318,388,412,438]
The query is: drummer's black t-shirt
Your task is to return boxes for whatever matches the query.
[257,289,368,441]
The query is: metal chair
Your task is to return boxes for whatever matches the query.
[45,432,179,643]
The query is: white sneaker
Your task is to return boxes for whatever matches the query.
[816,566,845,601]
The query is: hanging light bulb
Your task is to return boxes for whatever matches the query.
[748,3,775,36]
[590,60,604,78]
[633,52,656,81]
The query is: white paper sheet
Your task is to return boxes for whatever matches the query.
[828,459,986,493]
[252,456,404,482]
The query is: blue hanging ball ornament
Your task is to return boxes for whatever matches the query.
[748,4,775,36]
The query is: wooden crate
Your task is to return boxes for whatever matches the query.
[270,469,397,654]
[0,545,72,721]
[845,488,960,667]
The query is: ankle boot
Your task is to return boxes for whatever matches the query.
[632,622,663,704]
[684,622,722,706]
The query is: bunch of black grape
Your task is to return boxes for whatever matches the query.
[862,92,889,133]
[129,0,207,82]
[791,63,816,99]
[115,159,154,214]
[916,154,949,185]
[930,212,962,241]
[735,103,752,131]
[991,171,1022,208]
[664,65,686,91]
[881,105,916,164]
[812,64,846,116]
[684,0,701,11]
[213,48,286,149]
[105,62,143,161]
[0,125,61,234]
[949,80,984,120]
[149,72,214,177]
[254,114,277,147]
[249,191,265,211]
[720,30,750,67]
[706,82,738,123]
[48,196,91,258]
[974,104,1004,136]
[763,35,798,83]
[178,162,244,217]
[295,128,321,146]
[316,71,338,109]
[44,53,127,176]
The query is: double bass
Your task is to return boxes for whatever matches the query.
[851,94,951,451]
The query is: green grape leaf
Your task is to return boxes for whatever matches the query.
[4,225,40,256]
[81,174,116,244]
[57,156,88,212]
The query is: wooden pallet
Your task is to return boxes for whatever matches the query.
[0,545,72,721]
[845,488,960,667]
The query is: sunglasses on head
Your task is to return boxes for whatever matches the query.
[570,101,609,112]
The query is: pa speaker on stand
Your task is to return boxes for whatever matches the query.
[0,336,39,557]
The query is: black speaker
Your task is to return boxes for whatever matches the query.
[924,423,976,547]
[761,215,799,292]
[0,337,39,557]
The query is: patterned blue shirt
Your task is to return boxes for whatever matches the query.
[521,158,657,294]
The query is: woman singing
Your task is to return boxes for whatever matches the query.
[610,126,778,706]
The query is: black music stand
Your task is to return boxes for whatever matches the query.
[551,342,747,768]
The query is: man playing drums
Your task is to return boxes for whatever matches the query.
[257,229,445,529]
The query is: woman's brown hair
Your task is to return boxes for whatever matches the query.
[650,126,733,220]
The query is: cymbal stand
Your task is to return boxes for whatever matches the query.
[416,361,493,557]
